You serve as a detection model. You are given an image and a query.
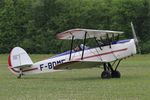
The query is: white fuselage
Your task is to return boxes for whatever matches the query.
[17,39,136,75]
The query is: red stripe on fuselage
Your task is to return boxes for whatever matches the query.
[11,68,20,73]
[75,48,128,61]
[22,68,38,72]
[10,67,38,73]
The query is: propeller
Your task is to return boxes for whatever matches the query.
[131,22,141,54]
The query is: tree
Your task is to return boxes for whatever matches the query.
[0,0,32,53]
[0,0,149,53]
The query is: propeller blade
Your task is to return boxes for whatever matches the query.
[131,22,141,54]
[131,22,138,43]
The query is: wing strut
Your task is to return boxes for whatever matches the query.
[94,37,103,50]
[112,33,115,42]
[106,33,111,48]
[69,36,74,60]
[81,32,87,60]
[116,34,120,41]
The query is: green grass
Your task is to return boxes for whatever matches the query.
[0,54,150,100]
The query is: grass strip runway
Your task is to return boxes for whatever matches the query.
[0,54,150,100]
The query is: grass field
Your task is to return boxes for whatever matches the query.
[0,54,150,100]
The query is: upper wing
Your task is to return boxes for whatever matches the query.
[56,28,123,40]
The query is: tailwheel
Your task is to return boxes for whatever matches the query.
[101,71,111,79]
[17,74,22,79]
[111,70,121,78]
[17,68,23,79]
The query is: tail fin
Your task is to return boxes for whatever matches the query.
[8,47,33,74]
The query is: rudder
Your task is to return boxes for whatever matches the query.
[8,47,33,75]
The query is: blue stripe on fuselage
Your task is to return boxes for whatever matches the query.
[51,39,131,59]
[112,39,131,44]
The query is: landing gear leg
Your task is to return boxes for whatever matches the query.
[17,68,23,79]
[108,61,121,78]
[101,60,122,79]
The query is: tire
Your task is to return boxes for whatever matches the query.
[101,71,111,79]
[111,70,121,78]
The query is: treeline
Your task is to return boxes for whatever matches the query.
[0,0,149,54]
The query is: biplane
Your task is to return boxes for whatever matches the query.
[8,22,138,79]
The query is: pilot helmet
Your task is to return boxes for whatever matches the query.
[80,44,84,49]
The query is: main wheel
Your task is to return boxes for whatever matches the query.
[101,71,111,79]
[111,70,121,78]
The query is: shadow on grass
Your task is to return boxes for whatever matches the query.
[19,76,119,82]
[65,76,101,81]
